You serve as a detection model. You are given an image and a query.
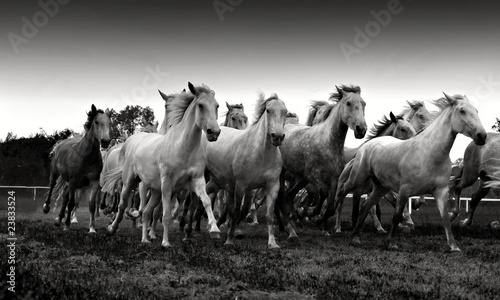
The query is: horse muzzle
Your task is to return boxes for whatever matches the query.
[100,138,111,149]
[474,131,487,146]
[354,125,367,139]
[206,128,220,142]
[271,133,285,147]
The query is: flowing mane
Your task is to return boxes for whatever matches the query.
[329,85,361,101]
[167,85,213,126]
[414,95,467,135]
[366,114,404,141]
[252,93,280,125]
[84,108,104,131]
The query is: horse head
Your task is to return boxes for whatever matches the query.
[188,82,220,142]
[88,104,111,149]
[264,94,287,146]
[389,111,416,140]
[336,86,367,139]
[225,102,248,130]
[444,93,486,146]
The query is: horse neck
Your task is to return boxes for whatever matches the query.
[316,104,348,153]
[248,113,274,153]
[414,108,456,161]
[78,127,100,157]
[159,118,168,135]
[175,103,202,148]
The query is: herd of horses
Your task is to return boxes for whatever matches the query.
[43,82,500,253]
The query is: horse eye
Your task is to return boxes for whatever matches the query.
[95,120,99,124]
[198,104,204,110]
[346,101,351,107]
[232,117,236,121]
[460,108,466,114]
[401,128,406,133]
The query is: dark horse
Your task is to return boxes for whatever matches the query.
[43,104,111,232]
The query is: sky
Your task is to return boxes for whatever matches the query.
[1,0,499,160]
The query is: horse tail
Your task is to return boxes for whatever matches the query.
[101,166,123,194]
[51,176,68,212]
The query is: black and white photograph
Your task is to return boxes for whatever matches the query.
[1,0,500,299]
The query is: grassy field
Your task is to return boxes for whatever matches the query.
[2,197,500,299]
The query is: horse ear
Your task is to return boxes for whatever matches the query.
[389,111,398,123]
[336,86,348,98]
[91,104,97,114]
[226,102,231,110]
[182,88,186,92]
[240,103,244,112]
[105,108,110,116]
[188,82,197,95]
[155,121,159,128]
[443,92,457,105]
[158,89,169,102]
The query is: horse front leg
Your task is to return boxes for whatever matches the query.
[64,185,77,231]
[88,181,100,233]
[263,180,281,249]
[142,189,161,242]
[55,184,69,227]
[192,176,221,239]
[433,187,460,252]
[108,179,135,235]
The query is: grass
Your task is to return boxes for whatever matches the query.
[2,198,500,299]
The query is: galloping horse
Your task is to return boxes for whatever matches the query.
[43,105,111,233]
[331,94,486,251]
[205,93,287,248]
[103,83,221,247]
[449,133,500,227]
[334,112,416,233]
[278,85,367,236]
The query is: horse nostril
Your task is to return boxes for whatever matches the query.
[207,129,213,135]
[355,125,361,132]
[271,133,276,139]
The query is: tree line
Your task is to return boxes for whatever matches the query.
[0,105,155,186]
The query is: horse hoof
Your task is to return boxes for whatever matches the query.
[71,218,78,224]
[268,243,280,249]
[460,220,471,228]
[377,228,387,234]
[209,231,221,239]
[351,236,361,245]
[288,235,299,244]
[224,241,235,247]
[449,247,461,254]
[54,217,61,227]
[161,241,172,248]
[182,237,193,243]
[388,243,399,250]
[63,225,70,231]
[488,221,500,230]
[323,230,331,237]
[334,228,342,234]
[141,239,152,244]
[400,225,411,234]
[127,209,140,219]
[149,234,157,240]
[43,204,50,214]
[89,229,97,234]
